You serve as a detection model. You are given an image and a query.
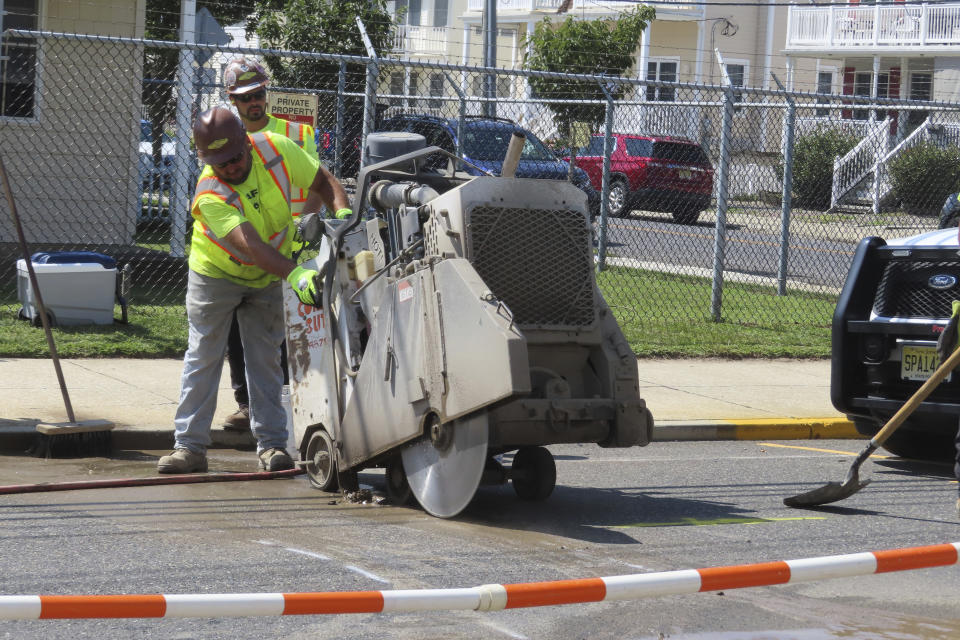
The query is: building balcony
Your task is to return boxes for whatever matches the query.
[786,2,960,55]
[392,25,449,56]
[465,0,701,19]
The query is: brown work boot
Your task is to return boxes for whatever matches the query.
[222,405,250,432]
[157,448,208,474]
[258,448,294,471]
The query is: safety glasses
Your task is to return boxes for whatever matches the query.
[215,150,245,169]
[235,90,266,103]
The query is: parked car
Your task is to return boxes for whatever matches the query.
[571,133,714,224]
[376,114,600,215]
[138,119,175,190]
[832,227,960,461]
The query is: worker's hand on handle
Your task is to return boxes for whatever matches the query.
[937,300,960,364]
[335,207,352,220]
[287,264,322,307]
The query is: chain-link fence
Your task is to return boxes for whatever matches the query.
[4,30,960,344]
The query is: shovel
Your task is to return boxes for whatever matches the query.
[784,344,960,508]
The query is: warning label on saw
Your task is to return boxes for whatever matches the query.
[268,92,318,126]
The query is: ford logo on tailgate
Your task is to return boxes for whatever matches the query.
[929,274,958,290]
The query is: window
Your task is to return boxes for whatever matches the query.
[624,138,653,157]
[407,0,421,26]
[1,0,39,118]
[497,75,512,99]
[646,60,677,102]
[389,72,404,107]
[408,72,419,108]
[815,70,834,117]
[433,0,448,27]
[428,73,444,109]
[579,136,612,157]
[852,71,891,120]
[724,62,746,110]
[653,141,709,164]
[908,71,932,129]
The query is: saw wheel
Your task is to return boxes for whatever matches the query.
[304,428,338,492]
[401,411,488,518]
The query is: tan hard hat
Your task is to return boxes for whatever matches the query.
[223,57,269,95]
[193,107,247,165]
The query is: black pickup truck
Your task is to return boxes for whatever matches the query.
[832,227,960,460]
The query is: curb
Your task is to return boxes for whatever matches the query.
[652,418,860,442]
[0,418,861,453]
[1,541,955,620]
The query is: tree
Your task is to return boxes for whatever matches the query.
[249,0,398,127]
[142,2,249,166]
[523,8,655,144]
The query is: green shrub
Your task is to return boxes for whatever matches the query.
[888,141,960,216]
[786,128,859,210]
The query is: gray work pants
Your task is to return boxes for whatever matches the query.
[173,270,287,454]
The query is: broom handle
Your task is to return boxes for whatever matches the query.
[0,154,75,423]
[872,343,960,447]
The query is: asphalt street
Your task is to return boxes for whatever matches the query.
[1,440,958,639]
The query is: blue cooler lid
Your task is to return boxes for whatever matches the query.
[31,251,116,269]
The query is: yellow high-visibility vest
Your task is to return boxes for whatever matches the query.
[189,131,316,287]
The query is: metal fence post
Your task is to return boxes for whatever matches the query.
[334,61,346,179]
[356,18,378,172]
[710,69,735,322]
[772,73,795,296]
[443,73,466,165]
[597,82,615,272]
[169,5,196,259]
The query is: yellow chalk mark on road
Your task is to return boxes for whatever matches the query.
[758,442,890,459]
[620,516,826,528]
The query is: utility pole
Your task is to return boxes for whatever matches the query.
[482,0,497,117]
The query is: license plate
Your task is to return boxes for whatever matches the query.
[678,169,692,180]
[901,345,949,382]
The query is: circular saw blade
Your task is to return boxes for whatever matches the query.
[401,412,488,518]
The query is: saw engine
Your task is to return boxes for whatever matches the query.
[283,132,653,518]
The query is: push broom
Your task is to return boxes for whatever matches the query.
[0,152,114,457]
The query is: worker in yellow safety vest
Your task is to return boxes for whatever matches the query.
[218,57,352,434]
[157,107,351,475]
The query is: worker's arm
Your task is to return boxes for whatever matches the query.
[302,164,350,218]
[226,222,320,304]
[225,222,298,280]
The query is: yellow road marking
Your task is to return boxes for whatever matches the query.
[758,442,889,459]
[619,516,826,528]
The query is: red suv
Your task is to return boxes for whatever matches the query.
[572,133,714,224]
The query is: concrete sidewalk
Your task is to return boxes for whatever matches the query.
[0,357,857,451]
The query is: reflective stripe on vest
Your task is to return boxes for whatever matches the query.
[192,173,289,266]
[278,120,310,211]
[250,132,292,206]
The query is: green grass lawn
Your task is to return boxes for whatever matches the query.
[0,266,835,359]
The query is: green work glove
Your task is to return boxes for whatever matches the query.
[937,300,960,364]
[287,264,321,306]
[335,207,352,220]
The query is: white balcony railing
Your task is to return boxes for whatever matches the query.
[788,3,960,50]
[392,26,449,56]
[466,0,700,14]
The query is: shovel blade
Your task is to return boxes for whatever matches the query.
[783,477,871,508]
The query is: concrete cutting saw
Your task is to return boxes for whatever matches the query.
[283,132,653,518]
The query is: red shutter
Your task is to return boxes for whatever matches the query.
[888,67,901,135]
[842,66,855,119]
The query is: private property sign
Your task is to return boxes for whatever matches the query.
[268,92,318,126]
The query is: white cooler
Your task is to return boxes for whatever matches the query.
[17,252,117,326]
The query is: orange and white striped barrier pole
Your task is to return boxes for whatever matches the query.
[1,542,956,620]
